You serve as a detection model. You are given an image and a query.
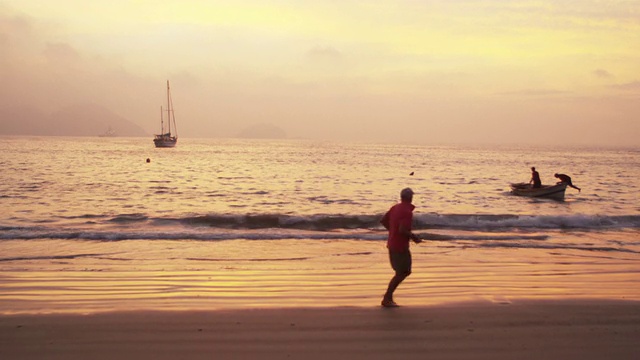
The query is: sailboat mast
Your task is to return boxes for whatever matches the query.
[166,80,172,135]
[160,106,164,133]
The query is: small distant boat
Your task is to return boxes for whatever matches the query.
[99,126,116,137]
[153,81,178,148]
[510,182,567,200]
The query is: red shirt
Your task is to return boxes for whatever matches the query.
[380,201,415,252]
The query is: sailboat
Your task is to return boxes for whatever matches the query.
[153,80,178,148]
[99,125,117,137]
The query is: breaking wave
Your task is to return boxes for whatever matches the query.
[4,213,639,234]
[2,212,638,257]
[173,213,637,231]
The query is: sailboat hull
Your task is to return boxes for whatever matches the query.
[153,135,177,148]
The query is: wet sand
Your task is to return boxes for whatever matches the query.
[2,300,639,360]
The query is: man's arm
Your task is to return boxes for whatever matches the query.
[399,224,422,244]
[380,211,390,230]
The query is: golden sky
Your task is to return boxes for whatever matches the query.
[1,1,639,146]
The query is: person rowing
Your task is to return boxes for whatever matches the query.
[529,167,542,188]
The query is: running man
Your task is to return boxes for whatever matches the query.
[380,187,422,308]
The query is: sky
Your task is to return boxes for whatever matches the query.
[1,0,639,146]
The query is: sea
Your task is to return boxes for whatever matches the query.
[1,136,639,314]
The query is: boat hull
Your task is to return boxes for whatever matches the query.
[153,135,177,148]
[510,182,567,200]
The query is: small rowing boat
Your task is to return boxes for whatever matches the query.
[510,182,567,200]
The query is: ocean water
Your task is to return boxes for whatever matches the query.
[1,137,639,314]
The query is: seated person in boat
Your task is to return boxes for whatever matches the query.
[529,167,542,188]
[555,173,581,192]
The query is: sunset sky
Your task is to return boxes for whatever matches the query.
[1,1,639,146]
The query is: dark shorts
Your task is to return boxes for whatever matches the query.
[389,249,412,274]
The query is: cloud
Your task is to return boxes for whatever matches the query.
[498,89,570,97]
[305,46,343,61]
[611,81,640,91]
[1,12,37,61]
[43,42,81,64]
[0,8,157,130]
[593,69,613,79]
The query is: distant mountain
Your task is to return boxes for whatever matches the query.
[0,103,147,137]
[0,106,50,135]
[237,123,287,139]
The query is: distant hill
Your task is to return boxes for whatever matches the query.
[237,123,287,139]
[0,106,50,135]
[0,103,147,137]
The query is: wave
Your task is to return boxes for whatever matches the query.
[0,253,107,262]
[2,213,637,247]
[0,251,376,263]
[39,213,640,232]
[177,213,640,231]
[0,227,559,242]
[0,228,385,241]
[415,214,640,230]
[195,213,640,231]
[477,242,640,254]
[2,215,638,256]
[0,229,636,258]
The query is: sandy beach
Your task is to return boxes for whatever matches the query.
[2,300,639,360]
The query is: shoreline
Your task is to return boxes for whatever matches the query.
[3,231,639,316]
[2,299,639,360]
